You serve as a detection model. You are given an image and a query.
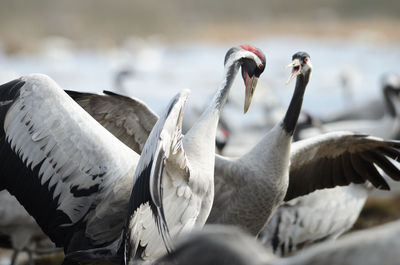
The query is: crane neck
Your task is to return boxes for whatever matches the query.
[212,62,240,113]
[184,61,240,158]
[184,61,240,152]
[197,61,240,123]
[383,86,399,117]
[281,72,310,135]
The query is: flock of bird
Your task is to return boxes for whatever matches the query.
[0,44,400,265]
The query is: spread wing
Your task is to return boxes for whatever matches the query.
[286,131,400,201]
[0,75,138,248]
[125,90,201,262]
[66,90,158,154]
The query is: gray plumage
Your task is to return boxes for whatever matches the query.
[157,220,400,265]
[276,219,400,265]
[61,45,266,264]
[122,45,266,263]
[206,52,313,234]
[258,184,369,256]
[66,90,157,155]
[209,130,400,235]
[207,53,400,236]
[57,53,400,243]
[156,225,273,265]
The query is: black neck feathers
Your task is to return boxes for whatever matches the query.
[282,72,310,135]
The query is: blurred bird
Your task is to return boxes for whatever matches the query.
[157,220,400,265]
[114,68,134,94]
[277,218,400,265]
[338,66,359,107]
[215,118,230,154]
[258,184,370,256]
[156,225,272,265]
[296,73,400,140]
[0,190,57,265]
[182,100,231,154]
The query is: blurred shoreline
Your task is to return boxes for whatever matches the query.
[1,0,399,53]
[192,19,400,42]
[1,18,399,55]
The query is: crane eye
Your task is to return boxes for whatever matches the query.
[258,64,264,70]
[304,57,309,63]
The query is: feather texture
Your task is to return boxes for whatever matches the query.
[258,184,368,256]
[125,90,207,262]
[0,74,139,249]
[286,132,400,201]
[66,90,158,154]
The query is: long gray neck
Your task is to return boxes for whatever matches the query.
[184,60,240,150]
[281,72,310,135]
[194,61,240,127]
[207,62,240,115]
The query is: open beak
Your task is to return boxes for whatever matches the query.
[244,73,258,114]
[286,58,301,85]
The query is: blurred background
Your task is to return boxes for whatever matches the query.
[0,0,399,114]
[0,0,399,106]
[1,0,400,46]
[0,0,400,264]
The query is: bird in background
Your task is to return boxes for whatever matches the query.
[295,73,400,141]
[258,183,370,256]
[114,67,135,94]
[0,190,58,265]
[156,225,272,265]
[156,220,400,265]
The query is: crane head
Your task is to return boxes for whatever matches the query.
[286,51,312,85]
[238,45,266,113]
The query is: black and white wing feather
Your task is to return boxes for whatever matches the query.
[285,131,400,201]
[0,74,138,249]
[66,90,158,154]
[259,184,368,256]
[124,90,194,263]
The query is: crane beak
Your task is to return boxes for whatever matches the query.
[244,74,258,114]
[286,59,301,85]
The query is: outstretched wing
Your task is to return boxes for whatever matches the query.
[66,90,158,154]
[125,90,195,262]
[0,75,137,248]
[286,131,400,201]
